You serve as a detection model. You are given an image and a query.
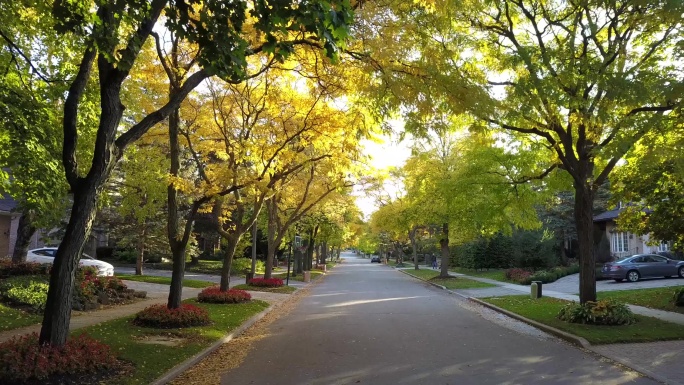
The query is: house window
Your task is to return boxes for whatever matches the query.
[611,232,629,253]
[658,242,670,252]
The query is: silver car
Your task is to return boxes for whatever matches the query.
[602,254,684,282]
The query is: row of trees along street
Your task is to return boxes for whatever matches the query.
[0,0,682,351]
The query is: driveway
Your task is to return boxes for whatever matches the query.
[219,252,655,385]
[545,273,684,294]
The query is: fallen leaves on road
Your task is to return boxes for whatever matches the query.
[170,284,315,385]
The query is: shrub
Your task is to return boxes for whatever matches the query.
[504,268,533,284]
[673,288,684,307]
[248,277,284,287]
[198,286,251,304]
[0,260,50,278]
[0,275,49,311]
[133,303,211,328]
[232,258,264,274]
[0,332,119,383]
[557,300,636,325]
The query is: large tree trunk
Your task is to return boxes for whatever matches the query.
[264,199,278,279]
[219,235,240,291]
[11,211,37,264]
[40,182,102,346]
[575,185,597,303]
[293,247,302,276]
[321,241,328,265]
[167,98,186,309]
[136,224,145,275]
[439,222,449,278]
[409,227,419,270]
[250,220,258,275]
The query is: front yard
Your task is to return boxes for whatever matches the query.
[597,286,684,314]
[482,296,684,344]
[402,269,497,290]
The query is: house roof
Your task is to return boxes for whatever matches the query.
[0,195,17,213]
[593,206,652,223]
[593,208,621,222]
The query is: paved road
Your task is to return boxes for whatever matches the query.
[220,252,655,385]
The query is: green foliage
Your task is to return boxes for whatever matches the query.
[0,275,49,311]
[133,303,212,328]
[454,230,557,270]
[557,300,636,326]
[673,288,684,307]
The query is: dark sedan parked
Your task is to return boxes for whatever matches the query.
[602,254,684,282]
[371,257,381,263]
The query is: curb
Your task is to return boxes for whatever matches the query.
[150,303,276,385]
[468,297,592,348]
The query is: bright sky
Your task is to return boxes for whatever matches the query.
[354,128,412,220]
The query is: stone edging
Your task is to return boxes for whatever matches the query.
[150,303,276,385]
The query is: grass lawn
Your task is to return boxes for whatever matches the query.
[272,270,324,282]
[75,299,269,385]
[233,284,297,294]
[0,303,42,331]
[598,286,684,314]
[402,269,497,290]
[148,260,224,275]
[116,274,215,288]
[451,267,508,282]
[483,295,684,345]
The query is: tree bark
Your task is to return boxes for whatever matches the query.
[167,94,186,309]
[409,227,419,270]
[575,185,597,303]
[250,219,257,275]
[219,235,240,291]
[264,198,278,279]
[439,222,450,278]
[321,241,328,265]
[40,182,102,346]
[136,224,145,275]
[11,211,37,264]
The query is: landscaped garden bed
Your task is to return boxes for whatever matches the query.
[0,262,147,333]
[0,299,269,385]
[482,295,684,344]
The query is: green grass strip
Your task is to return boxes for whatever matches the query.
[75,299,269,385]
[0,303,42,332]
[233,284,297,294]
[402,269,497,289]
[451,267,508,282]
[598,286,684,314]
[116,274,215,288]
[483,295,684,345]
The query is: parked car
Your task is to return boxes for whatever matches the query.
[371,256,381,263]
[27,247,115,277]
[602,253,684,282]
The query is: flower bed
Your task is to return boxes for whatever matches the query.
[558,299,636,325]
[504,268,532,284]
[505,265,580,285]
[0,260,50,278]
[0,333,119,383]
[198,287,251,304]
[132,303,211,328]
[248,277,284,287]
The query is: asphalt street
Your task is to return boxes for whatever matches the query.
[220,252,655,385]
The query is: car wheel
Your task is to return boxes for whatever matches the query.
[613,279,623,282]
[627,270,640,282]
[679,266,684,278]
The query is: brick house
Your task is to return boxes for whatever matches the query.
[593,205,670,259]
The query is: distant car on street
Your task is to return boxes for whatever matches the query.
[602,253,684,282]
[371,256,381,263]
[27,247,115,277]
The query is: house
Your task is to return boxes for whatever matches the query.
[0,195,47,257]
[593,205,670,259]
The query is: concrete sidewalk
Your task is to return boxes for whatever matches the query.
[398,265,684,385]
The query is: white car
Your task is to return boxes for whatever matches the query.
[27,247,115,277]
